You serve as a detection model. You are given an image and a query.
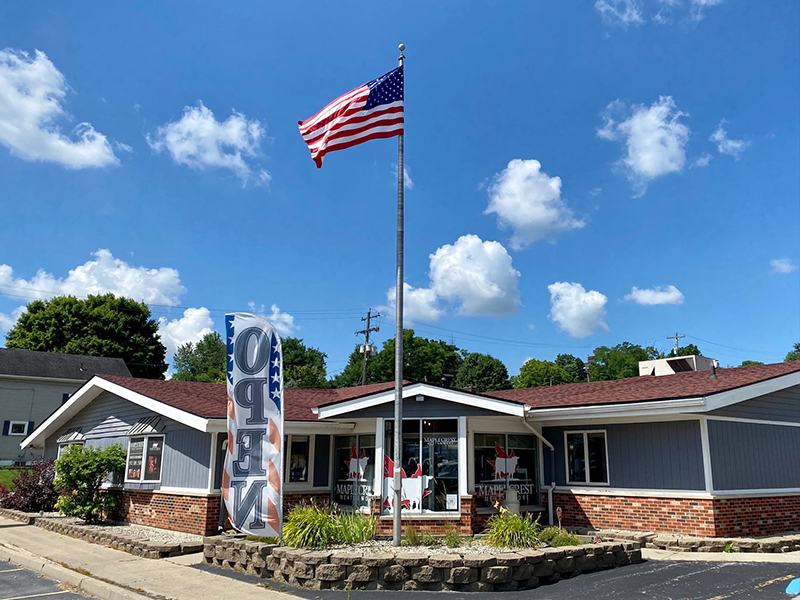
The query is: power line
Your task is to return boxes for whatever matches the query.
[355,309,380,386]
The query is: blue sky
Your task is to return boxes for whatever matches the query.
[1,1,798,376]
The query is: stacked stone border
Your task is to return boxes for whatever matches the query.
[581,528,800,554]
[202,535,642,592]
[0,508,202,559]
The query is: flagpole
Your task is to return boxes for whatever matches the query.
[392,42,406,547]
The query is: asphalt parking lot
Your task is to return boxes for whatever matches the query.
[195,559,799,599]
[0,562,96,600]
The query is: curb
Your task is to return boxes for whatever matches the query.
[0,543,149,600]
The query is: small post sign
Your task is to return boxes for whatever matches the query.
[556,506,562,530]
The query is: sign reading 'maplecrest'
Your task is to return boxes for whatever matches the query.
[222,313,284,537]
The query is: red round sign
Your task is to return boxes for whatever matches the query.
[556,507,562,520]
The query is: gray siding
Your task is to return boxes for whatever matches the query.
[543,420,705,490]
[708,419,800,490]
[709,385,800,423]
[347,396,499,419]
[46,391,212,490]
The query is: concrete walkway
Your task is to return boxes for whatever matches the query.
[0,516,289,600]
[643,547,800,563]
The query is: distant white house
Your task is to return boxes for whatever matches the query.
[0,348,130,465]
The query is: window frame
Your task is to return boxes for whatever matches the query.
[125,434,165,484]
[564,429,609,486]
[57,442,84,458]
[473,432,540,508]
[8,421,28,436]
[285,434,311,484]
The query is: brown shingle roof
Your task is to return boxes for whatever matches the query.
[98,362,800,421]
[483,361,800,410]
[99,375,397,421]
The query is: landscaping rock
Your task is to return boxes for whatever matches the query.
[482,566,511,583]
[316,563,346,581]
[429,554,463,568]
[463,554,496,568]
[448,567,477,584]
[494,552,524,566]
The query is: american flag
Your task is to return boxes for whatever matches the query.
[298,66,404,168]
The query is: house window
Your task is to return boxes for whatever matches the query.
[57,442,84,458]
[474,433,538,508]
[8,421,28,436]
[384,419,458,513]
[125,435,164,483]
[287,435,310,483]
[565,431,608,485]
[333,435,375,508]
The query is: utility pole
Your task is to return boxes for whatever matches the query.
[356,309,380,386]
[667,332,685,356]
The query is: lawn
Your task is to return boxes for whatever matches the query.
[0,468,18,490]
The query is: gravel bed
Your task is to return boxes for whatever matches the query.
[57,517,202,545]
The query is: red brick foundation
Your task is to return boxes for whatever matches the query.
[548,491,800,537]
[109,490,221,536]
[372,495,476,535]
[283,492,331,512]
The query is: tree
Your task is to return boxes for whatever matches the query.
[739,360,764,367]
[0,458,58,512]
[334,329,464,387]
[54,445,126,523]
[283,337,329,388]
[667,343,701,358]
[786,343,800,362]
[554,354,587,383]
[453,353,510,392]
[5,294,167,379]
[172,332,226,383]
[588,342,660,381]
[515,359,572,388]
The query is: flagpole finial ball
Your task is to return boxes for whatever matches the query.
[398,43,405,52]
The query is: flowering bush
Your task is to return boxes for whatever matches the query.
[0,459,58,513]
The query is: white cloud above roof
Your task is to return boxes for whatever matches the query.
[710,120,749,159]
[158,307,214,365]
[485,159,586,249]
[548,281,609,338]
[624,285,685,305]
[0,49,119,168]
[771,258,797,274]
[148,101,270,185]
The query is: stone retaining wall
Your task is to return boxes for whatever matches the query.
[0,507,36,524]
[202,536,642,592]
[579,528,800,554]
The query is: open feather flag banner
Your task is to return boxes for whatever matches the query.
[298,66,404,167]
[223,313,284,536]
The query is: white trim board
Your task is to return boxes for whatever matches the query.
[706,415,800,428]
[316,383,526,419]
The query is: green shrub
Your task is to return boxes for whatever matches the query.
[283,504,377,549]
[540,527,581,547]
[332,510,377,546]
[444,525,462,548]
[402,526,422,547]
[485,512,541,549]
[54,445,126,523]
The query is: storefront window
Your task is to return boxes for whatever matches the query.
[474,433,538,508]
[384,419,458,513]
[333,435,374,508]
[566,430,608,485]
[287,435,309,482]
[126,435,164,483]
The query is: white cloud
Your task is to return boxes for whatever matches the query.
[429,235,521,316]
[248,302,298,337]
[386,283,443,322]
[0,249,186,306]
[691,152,712,168]
[485,159,586,249]
[0,49,119,168]
[158,307,214,364]
[598,96,690,196]
[690,0,723,21]
[0,305,26,333]
[624,285,685,305]
[589,188,603,197]
[710,120,749,159]
[148,101,270,185]
[548,282,609,338]
[595,0,644,27]
[771,258,798,274]
[392,164,413,190]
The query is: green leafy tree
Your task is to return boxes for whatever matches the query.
[666,343,701,358]
[5,294,166,379]
[589,342,660,381]
[786,343,800,362]
[172,332,226,383]
[554,354,587,383]
[515,359,572,388]
[739,360,764,367]
[334,329,463,387]
[283,337,329,388]
[453,353,510,392]
[54,445,126,523]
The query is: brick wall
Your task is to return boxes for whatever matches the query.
[551,492,717,536]
[283,492,331,512]
[109,490,221,536]
[371,495,475,535]
[713,495,800,537]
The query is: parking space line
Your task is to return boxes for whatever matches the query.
[705,573,795,600]
[0,569,25,573]
[1,592,69,600]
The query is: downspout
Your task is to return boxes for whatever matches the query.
[522,419,556,526]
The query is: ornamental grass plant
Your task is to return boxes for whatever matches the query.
[485,511,541,549]
[282,503,376,549]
